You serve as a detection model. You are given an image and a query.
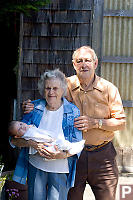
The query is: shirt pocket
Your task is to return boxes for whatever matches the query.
[94,102,110,119]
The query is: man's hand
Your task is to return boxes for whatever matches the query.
[22,99,34,114]
[74,116,98,131]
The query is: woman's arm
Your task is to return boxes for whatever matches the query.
[11,137,50,157]
[11,137,40,148]
[11,137,68,159]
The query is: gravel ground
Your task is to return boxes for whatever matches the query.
[83,174,133,200]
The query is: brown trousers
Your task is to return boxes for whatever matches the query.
[67,142,118,200]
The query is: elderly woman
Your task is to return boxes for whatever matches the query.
[11,69,82,200]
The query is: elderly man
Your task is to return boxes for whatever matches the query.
[23,46,126,200]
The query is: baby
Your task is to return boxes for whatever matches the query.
[9,121,85,155]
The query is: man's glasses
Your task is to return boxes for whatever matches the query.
[75,58,93,64]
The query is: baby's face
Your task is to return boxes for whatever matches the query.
[14,122,29,137]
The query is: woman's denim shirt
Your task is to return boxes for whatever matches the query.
[13,98,82,188]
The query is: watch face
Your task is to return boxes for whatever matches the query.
[99,119,102,128]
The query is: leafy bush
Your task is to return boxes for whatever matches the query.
[0,0,51,23]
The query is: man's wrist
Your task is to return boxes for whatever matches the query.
[93,119,99,129]
[98,119,103,129]
[93,119,103,129]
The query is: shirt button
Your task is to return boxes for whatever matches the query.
[85,91,87,94]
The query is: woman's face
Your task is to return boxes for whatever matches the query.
[44,78,64,110]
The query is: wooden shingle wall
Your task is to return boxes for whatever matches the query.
[17,0,104,117]
[19,0,93,103]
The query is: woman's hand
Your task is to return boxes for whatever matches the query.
[36,145,67,159]
[29,141,53,157]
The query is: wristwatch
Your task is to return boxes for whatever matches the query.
[98,119,103,129]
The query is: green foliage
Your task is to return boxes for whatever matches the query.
[2,172,13,181]
[0,171,14,191]
[0,0,51,23]
[0,177,6,191]
[1,0,50,14]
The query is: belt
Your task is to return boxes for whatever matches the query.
[84,141,109,152]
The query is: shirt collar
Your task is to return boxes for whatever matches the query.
[93,75,104,92]
[63,98,74,113]
[69,75,81,91]
[35,99,46,111]
[70,74,104,92]
[35,98,72,113]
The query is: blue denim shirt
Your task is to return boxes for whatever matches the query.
[13,98,82,188]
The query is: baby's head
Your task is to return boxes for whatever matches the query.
[8,121,29,137]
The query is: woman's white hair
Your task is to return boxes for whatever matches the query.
[38,69,67,98]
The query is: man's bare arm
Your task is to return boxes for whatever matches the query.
[22,99,34,114]
[74,115,126,132]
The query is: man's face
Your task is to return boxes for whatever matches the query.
[72,49,98,80]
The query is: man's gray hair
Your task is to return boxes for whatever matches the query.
[72,46,97,61]
[38,69,67,97]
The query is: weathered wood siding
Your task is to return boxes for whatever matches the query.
[102,0,133,172]
[17,0,104,117]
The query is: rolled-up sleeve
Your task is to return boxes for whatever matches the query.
[109,86,126,119]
